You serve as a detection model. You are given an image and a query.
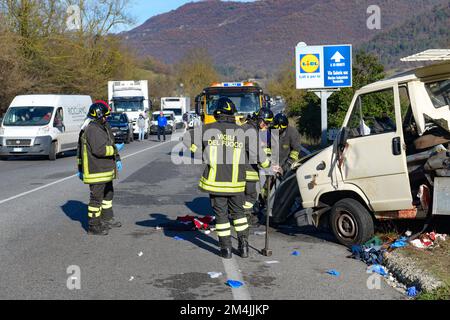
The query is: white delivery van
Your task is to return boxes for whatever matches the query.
[0,95,92,160]
[150,111,176,135]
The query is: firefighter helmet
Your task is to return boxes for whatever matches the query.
[257,107,274,124]
[214,97,237,118]
[88,101,110,120]
[273,113,289,129]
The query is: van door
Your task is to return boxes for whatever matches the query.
[341,84,413,211]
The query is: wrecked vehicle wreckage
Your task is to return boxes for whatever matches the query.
[272,59,450,247]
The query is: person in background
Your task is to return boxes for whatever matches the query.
[182,112,189,132]
[157,111,168,142]
[137,113,146,141]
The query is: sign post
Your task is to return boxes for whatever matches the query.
[296,43,352,146]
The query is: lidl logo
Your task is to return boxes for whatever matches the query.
[300,54,320,73]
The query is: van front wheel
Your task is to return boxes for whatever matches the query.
[330,198,374,247]
[48,141,57,161]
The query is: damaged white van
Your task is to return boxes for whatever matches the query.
[273,59,450,246]
[0,95,92,160]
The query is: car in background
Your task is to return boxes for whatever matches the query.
[150,111,175,135]
[107,112,134,144]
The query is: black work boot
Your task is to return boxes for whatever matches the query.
[219,237,233,259]
[88,219,109,236]
[102,217,122,228]
[238,235,249,258]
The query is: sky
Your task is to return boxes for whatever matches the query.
[126,0,255,30]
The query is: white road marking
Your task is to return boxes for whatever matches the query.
[222,257,252,300]
[0,140,173,205]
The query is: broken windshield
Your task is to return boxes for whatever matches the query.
[426,79,450,109]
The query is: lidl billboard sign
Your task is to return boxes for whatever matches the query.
[296,43,352,89]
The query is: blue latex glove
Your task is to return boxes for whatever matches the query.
[76,172,83,180]
[115,143,125,152]
[116,161,123,172]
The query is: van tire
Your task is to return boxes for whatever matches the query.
[330,198,374,247]
[49,142,57,161]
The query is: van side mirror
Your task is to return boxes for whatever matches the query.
[337,127,350,151]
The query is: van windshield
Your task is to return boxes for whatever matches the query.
[426,79,450,108]
[3,107,54,126]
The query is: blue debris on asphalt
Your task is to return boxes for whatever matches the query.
[291,251,301,256]
[326,270,340,277]
[407,286,418,297]
[367,264,388,277]
[226,280,244,288]
[173,236,185,241]
[350,245,384,265]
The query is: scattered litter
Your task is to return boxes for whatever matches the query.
[364,236,383,248]
[202,230,211,235]
[405,231,412,237]
[174,236,185,241]
[155,226,162,230]
[138,252,143,257]
[350,245,384,265]
[129,276,134,282]
[208,272,223,279]
[367,264,388,277]
[254,231,266,236]
[176,215,216,231]
[291,251,301,256]
[265,261,280,264]
[409,232,448,249]
[326,270,340,277]
[407,286,418,297]
[226,280,244,288]
[390,240,408,249]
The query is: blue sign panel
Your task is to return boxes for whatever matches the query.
[323,45,352,88]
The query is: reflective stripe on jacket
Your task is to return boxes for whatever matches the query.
[77,121,119,185]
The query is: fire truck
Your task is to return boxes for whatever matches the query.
[195,82,267,125]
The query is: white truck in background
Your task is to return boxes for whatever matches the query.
[108,80,150,138]
[161,97,190,129]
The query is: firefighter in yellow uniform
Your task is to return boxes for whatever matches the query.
[241,108,272,225]
[185,97,251,259]
[77,101,123,236]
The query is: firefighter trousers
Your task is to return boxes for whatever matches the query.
[244,181,258,211]
[88,182,114,225]
[210,194,249,249]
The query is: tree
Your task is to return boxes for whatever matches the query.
[175,48,220,99]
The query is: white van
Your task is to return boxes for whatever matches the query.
[0,95,92,160]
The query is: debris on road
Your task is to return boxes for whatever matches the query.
[326,270,340,277]
[410,232,448,249]
[390,238,408,249]
[350,245,384,265]
[138,251,144,257]
[407,286,418,297]
[367,264,388,277]
[226,280,244,288]
[174,236,185,241]
[291,251,301,256]
[265,261,280,264]
[208,272,223,279]
[254,231,266,236]
[129,276,135,282]
[155,226,162,231]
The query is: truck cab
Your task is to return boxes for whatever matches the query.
[196,82,265,125]
[274,59,450,247]
[108,81,150,138]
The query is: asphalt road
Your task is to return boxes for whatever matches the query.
[0,129,404,300]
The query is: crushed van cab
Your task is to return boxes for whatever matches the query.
[273,59,450,247]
